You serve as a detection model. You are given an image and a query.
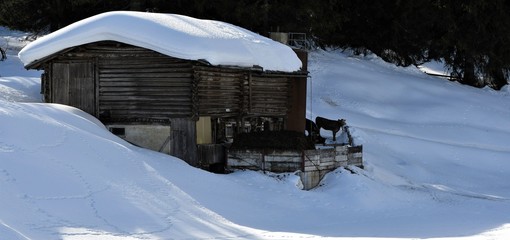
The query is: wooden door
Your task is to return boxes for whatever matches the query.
[51,61,96,116]
[169,118,198,166]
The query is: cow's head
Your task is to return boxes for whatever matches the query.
[338,119,346,126]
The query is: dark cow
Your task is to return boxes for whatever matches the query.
[305,118,325,144]
[315,116,346,142]
[0,47,5,61]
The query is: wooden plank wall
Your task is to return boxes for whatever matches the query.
[197,144,226,169]
[303,147,348,172]
[228,145,362,173]
[90,44,194,122]
[51,62,69,104]
[249,74,290,115]
[228,145,363,190]
[195,66,245,117]
[195,66,291,118]
[48,42,294,122]
[69,61,95,114]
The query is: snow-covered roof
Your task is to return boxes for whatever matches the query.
[18,11,302,72]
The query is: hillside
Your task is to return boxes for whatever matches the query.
[1,27,510,239]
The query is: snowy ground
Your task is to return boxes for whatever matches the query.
[1,27,510,239]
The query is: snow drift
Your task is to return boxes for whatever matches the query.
[2,26,510,239]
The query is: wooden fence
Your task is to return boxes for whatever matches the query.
[227,144,363,190]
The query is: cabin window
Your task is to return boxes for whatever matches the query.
[109,127,126,137]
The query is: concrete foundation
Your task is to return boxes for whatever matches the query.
[107,124,171,154]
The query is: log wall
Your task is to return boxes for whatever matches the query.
[195,66,292,118]
[195,66,245,117]
[92,44,194,122]
[248,74,290,116]
[49,42,297,122]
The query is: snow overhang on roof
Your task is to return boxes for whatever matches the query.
[18,11,302,72]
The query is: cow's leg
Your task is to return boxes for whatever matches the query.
[332,130,337,142]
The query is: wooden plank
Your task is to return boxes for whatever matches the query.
[100,86,191,92]
[100,67,192,74]
[99,76,192,81]
[100,62,190,68]
[95,59,99,117]
[227,151,262,169]
[335,155,348,162]
[168,118,198,166]
[304,166,321,172]
[100,104,192,110]
[51,62,69,104]
[265,161,301,172]
[197,144,225,168]
[196,67,244,116]
[100,81,191,88]
[99,95,191,101]
[194,66,245,75]
[265,155,302,163]
[97,52,193,120]
[100,91,191,97]
[108,111,191,116]
[198,74,245,80]
[99,72,193,78]
[100,106,192,111]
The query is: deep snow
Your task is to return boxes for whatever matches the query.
[2,27,510,239]
[18,11,301,72]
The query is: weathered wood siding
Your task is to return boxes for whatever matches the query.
[195,66,244,117]
[197,144,226,169]
[169,118,197,166]
[195,66,292,118]
[248,74,290,116]
[36,40,308,168]
[45,41,298,123]
[92,44,194,122]
[50,61,95,115]
[46,42,195,122]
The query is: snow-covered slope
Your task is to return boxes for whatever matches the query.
[309,50,510,197]
[0,27,40,102]
[2,29,510,239]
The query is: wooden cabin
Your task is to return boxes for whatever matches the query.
[20,12,308,169]
[25,41,307,168]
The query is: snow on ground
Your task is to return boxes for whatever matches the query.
[1,29,510,239]
[1,27,41,102]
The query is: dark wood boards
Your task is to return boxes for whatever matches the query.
[51,61,95,115]
[94,45,194,121]
[195,66,291,117]
[169,118,197,166]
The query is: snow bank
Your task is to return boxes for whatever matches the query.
[18,11,302,72]
[0,101,265,239]
[3,31,510,239]
[0,32,41,102]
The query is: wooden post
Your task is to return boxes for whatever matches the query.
[169,118,198,167]
[285,49,308,133]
